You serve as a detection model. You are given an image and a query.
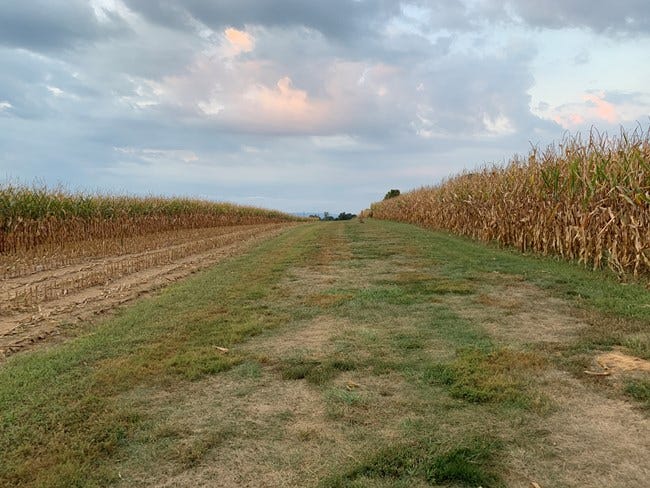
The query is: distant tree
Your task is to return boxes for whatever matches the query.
[323,211,335,221]
[336,212,356,221]
[384,189,400,200]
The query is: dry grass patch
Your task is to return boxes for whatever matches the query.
[449,277,590,346]
[114,372,334,487]
[240,315,353,361]
[595,349,650,374]
[115,359,433,487]
[508,369,650,488]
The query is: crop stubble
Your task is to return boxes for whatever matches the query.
[0,223,296,357]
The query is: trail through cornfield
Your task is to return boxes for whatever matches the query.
[0,220,648,488]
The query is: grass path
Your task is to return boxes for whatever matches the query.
[1,220,649,487]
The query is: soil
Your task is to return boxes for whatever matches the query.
[0,224,295,358]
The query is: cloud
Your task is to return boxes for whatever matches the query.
[244,77,324,124]
[549,91,650,128]
[224,27,254,53]
[0,0,129,52]
[485,0,650,35]
[122,0,401,40]
[115,147,199,163]
[573,49,590,64]
[584,93,617,122]
[1,0,646,215]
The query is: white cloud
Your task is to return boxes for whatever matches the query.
[114,147,199,163]
[545,91,650,129]
[46,85,64,97]
[482,113,516,136]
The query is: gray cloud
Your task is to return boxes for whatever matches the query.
[0,0,129,52]
[487,0,650,35]
[122,0,401,40]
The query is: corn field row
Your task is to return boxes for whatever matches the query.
[0,186,301,255]
[371,127,650,276]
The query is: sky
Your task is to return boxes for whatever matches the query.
[1,1,649,214]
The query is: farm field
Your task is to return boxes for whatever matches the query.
[0,186,301,356]
[0,222,295,356]
[371,129,650,276]
[1,219,648,487]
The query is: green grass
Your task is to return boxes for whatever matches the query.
[624,379,650,410]
[322,436,503,487]
[280,356,357,385]
[424,348,547,409]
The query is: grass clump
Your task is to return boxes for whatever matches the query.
[164,348,242,381]
[425,348,546,408]
[428,439,503,486]
[624,379,650,410]
[323,436,503,487]
[168,429,233,470]
[280,357,356,385]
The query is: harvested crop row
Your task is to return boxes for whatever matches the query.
[371,128,650,276]
[2,224,281,312]
[0,222,295,356]
[0,225,263,279]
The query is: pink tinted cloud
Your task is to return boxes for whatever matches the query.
[224,28,254,53]
[583,93,617,122]
[242,76,329,129]
[550,92,621,128]
[553,112,585,127]
[135,29,409,134]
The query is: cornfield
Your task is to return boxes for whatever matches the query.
[0,185,300,255]
[0,187,300,347]
[371,127,650,276]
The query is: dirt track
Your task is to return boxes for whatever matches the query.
[0,223,295,357]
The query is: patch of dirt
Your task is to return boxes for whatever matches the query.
[0,224,295,358]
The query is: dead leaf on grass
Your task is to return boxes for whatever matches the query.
[345,381,360,390]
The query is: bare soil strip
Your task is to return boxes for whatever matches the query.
[0,223,294,356]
